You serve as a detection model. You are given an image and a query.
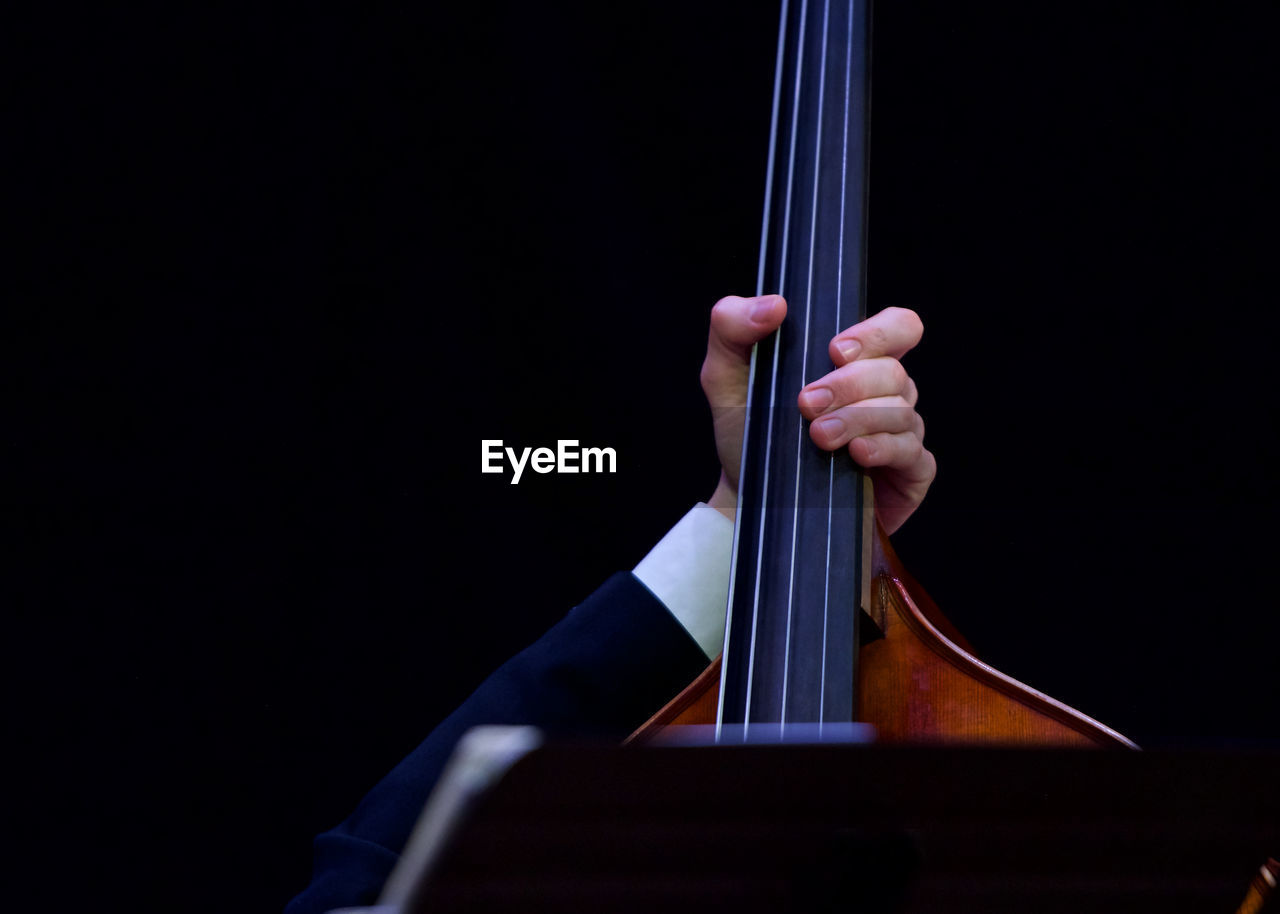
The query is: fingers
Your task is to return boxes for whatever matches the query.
[707,293,786,363]
[808,396,935,534]
[797,305,924,467]
[829,306,923,366]
[701,297,933,531]
[806,396,923,453]
[868,443,938,535]
[797,357,909,419]
[701,294,786,406]
[847,431,928,473]
[797,305,929,507]
[798,304,932,533]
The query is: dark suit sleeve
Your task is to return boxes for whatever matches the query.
[285,571,710,914]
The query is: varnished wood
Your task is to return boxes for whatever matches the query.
[632,522,1135,748]
[1234,858,1279,914]
[858,524,1134,747]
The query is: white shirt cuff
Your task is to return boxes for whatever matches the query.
[632,503,734,659]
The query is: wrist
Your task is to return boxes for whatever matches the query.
[708,471,737,524]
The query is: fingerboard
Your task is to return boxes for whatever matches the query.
[717,0,873,735]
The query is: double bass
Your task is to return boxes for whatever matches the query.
[634,0,1135,749]
[381,9,1280,913]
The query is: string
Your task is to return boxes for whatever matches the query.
[717,0,791,740]
[741,0,808,733]
[822,0,856,730]
[782,0,831,730]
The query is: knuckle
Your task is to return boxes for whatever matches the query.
[708,295,742,328]
[903,433,924,463]
[904,377,919,406]
[699,358,718,394]
[845,369,870,404]
[853,434,885,465]
[915,447,938,486]
[887,359,909,390]
[865,325,890,351]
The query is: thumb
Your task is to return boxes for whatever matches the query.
[701,294,787,404]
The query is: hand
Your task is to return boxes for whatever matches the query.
[700,294,935,534]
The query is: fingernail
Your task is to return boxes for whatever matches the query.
[751,297,776,321]
[861,439,879,461]
[815,415,845,439]
[798,387,833,410]
[835,339,861,361]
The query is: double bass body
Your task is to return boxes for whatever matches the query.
[635,521,1136,748]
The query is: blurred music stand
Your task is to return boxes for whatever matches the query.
[372,728,1278,913]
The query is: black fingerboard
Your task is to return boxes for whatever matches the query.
[718,0,873,735]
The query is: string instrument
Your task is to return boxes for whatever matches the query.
[1234,859,1279,914]
[633,0,1135,749]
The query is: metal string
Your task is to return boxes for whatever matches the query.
[821,0,857,730]
[716,0,791,739]
[782,0,831,729]
[743,0,807,731]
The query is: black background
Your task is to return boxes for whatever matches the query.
[12,2,1279,911]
